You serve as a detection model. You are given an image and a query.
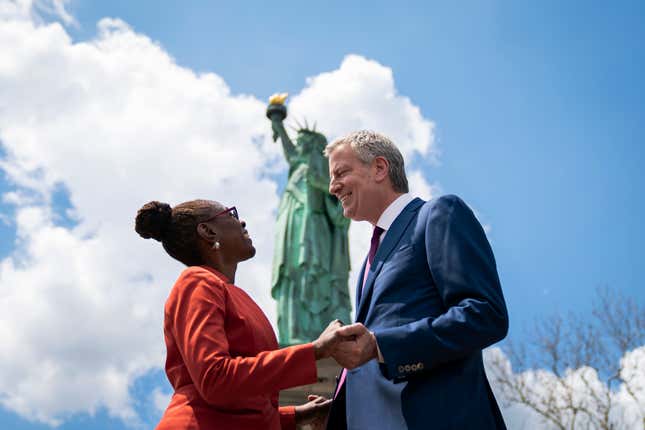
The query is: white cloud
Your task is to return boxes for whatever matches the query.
[484,346,645,429]
[0,0,74,25]
[6,7,640,430]
[617,347,645,427]
[0,5,438,428]
[407,170,440,202]
[151,388,172,415]
[289,54,436,162]
[469,206,492,237]
[0,11,275,426]
[2,190,38,206]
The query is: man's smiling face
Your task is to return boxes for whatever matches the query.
[328,144,378,222]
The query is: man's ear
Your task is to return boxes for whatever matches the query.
[196,223,217,242]
[372,156,390,183]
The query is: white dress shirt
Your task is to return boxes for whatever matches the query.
[370,193,416,362]
[375,193,415,242]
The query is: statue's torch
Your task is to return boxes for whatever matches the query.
[266,92,288,122]
[266,93,288,142]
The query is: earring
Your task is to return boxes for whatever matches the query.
[212,241,221,250]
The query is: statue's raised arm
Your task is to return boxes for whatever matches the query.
[266,93,297,162]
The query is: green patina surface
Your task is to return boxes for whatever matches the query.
[267,103,351,346]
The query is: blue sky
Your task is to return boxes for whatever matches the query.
[60,0,645,332]
[0,1,643,429]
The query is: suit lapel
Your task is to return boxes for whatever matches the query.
[355,258,367,307]
[356,198,424,322]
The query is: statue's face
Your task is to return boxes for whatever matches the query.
[328,144,380,222]
[299,137,313,152]
[297,131,326,153]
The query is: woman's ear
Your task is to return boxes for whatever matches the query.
[196,223,217,243]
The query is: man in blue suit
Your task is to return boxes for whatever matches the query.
[325,130,509,429]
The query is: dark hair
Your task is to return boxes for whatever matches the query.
[135,199,214,266]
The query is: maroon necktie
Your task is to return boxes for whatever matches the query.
[361,225,385,295]
[335,225,385,399]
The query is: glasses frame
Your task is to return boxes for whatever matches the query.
[202,206,238,223]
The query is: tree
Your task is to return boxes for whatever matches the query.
[486,289,645,430]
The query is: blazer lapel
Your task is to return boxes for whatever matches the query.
[355,258,367,308]
[356,198,424,322]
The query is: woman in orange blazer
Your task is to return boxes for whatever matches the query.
[135,199,342,430]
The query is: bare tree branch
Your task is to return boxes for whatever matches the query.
[490,288,645,429]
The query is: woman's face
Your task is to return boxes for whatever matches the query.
[205,202,256,262]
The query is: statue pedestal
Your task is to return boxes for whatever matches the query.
[279,357,341,427]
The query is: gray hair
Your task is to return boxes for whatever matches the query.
[325,130,409,193]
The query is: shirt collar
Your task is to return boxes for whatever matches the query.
[375,193,415,232]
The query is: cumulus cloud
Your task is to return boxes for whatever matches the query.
[407,170,440,201]
[484,346,645,429]
[151,388,172,416]
[0,0,74,25]
[0,4,437,427]
[618,347,645,427]
[289,54,436,161]
[0,10,273,426]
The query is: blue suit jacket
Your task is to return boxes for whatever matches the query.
[328,195,508,430]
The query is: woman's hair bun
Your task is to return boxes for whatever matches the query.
[135,201,172,241]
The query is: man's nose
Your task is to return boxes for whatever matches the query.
[329,179,340,195]
[241,220,246,228]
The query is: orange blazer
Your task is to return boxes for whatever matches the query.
[156,266,317,430]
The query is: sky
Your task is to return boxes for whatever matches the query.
[0,0,643,429]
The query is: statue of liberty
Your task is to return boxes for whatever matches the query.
[267,94,351,346]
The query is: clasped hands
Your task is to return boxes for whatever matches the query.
[296,321,378,429]
[312,319,379,369]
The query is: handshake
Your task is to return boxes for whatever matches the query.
[293,321,379,428]
[311,320,379,369]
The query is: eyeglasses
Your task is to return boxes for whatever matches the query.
[202,206,238,223]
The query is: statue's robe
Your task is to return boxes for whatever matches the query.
[271,134,351,346]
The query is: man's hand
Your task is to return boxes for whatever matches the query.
[330,323,378,369]
[312,319,344,359]
[294,394,331,430]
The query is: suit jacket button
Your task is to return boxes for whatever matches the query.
[404,364,411,372]
[418,362,424,370]
[411,364,418,371]
[398,365,405,373]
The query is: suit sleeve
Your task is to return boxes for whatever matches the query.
[169,268,318,404]
[375,195,508,380]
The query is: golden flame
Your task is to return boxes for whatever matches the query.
[268,92,288,105]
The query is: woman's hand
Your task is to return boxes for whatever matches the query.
[312,319,344,360]
[294,394,331,430]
